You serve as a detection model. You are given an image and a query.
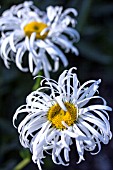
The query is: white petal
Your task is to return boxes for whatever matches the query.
[15,47,28,72]
[55,96,67,111]
[77,79,101,101]
[79,104,112,115]
[75,139,85,164]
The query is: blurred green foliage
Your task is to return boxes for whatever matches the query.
[0,0,113,170]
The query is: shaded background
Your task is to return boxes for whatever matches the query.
[0,0,113,170]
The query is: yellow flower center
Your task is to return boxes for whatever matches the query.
[47,102,77,130]
[24,21,49,39]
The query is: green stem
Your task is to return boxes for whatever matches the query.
[32,70,43,91]
[14,158,30,170]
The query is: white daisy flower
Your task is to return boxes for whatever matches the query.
[13,67,112,170]
[0,1,79,77]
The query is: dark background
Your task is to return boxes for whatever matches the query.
[0,0,113,170]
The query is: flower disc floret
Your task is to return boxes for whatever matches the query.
[47,102,78,129]
[24,21,49,39]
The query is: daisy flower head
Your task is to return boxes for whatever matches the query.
[0,1,79,77]
[13,67,112,170]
